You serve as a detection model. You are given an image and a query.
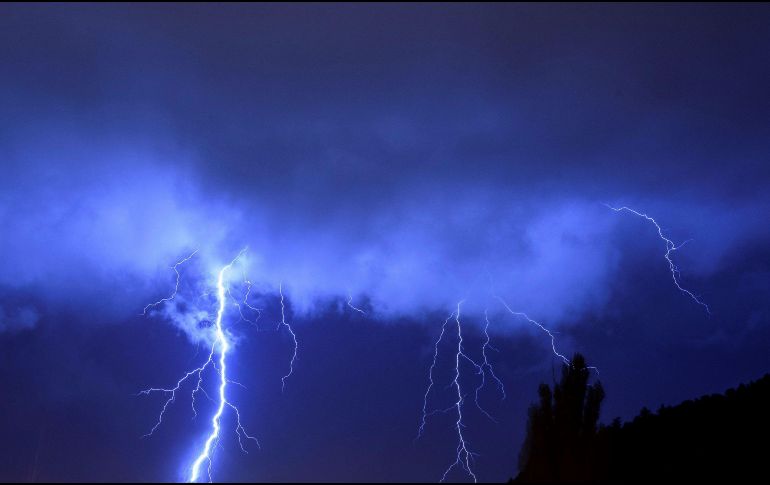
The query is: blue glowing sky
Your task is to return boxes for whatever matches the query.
[1,4,769,482]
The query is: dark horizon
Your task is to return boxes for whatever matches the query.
[516,355,770,483]
[1,3,769,482]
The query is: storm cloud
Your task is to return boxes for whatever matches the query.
[1,4,769,339]
[2,4,770,483]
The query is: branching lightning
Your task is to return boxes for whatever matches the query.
[187,250,256,483]
[142,250,199,316]
[241,280,263,325]
[135,204,707,482]
[607,205,710,314]
[415,204,712,481]
[417,302,507,483]
[229,275,263,328]
[414,204,705,481]
[442,301,477,483]
[277,282,298,392]
[476,310,506,410]
[139,249,259,483]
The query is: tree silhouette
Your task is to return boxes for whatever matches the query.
[515,362,770,482]
[517,354,604,483]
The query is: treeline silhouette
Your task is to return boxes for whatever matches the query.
[515,354,770,482]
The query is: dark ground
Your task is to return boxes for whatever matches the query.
[516,355,770,482]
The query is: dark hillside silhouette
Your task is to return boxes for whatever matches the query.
[516,355,770,482]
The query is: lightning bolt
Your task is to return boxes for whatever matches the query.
[346,292,367,316]
[494,296,570,366]
[494,295,599,375]
[417,302,507,483]
[416,204,706,482]
[241,280,263,325]
[607,205,710,314]
[188,250,256,482]
[228,276,262,328]
[416,311,455,441]
[142,250,198,315]
[475,310,506,413]
[277,282,298,392]
[442,301,477,483]
[139,249,259,483]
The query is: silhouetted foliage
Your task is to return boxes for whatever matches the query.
[517,354,604,483]
[515,363,770,483]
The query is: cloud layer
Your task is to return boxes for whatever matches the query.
[1,120,766,342]
[1,4,768,341]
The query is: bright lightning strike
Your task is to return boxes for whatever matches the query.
[188,250,255,483]
[607,205,710,314]
[139,249,259,483]
[442,301,477,483]
[415,204,706,482]
[417,302,507,483]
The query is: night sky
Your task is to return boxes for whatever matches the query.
[1,3,770,483]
